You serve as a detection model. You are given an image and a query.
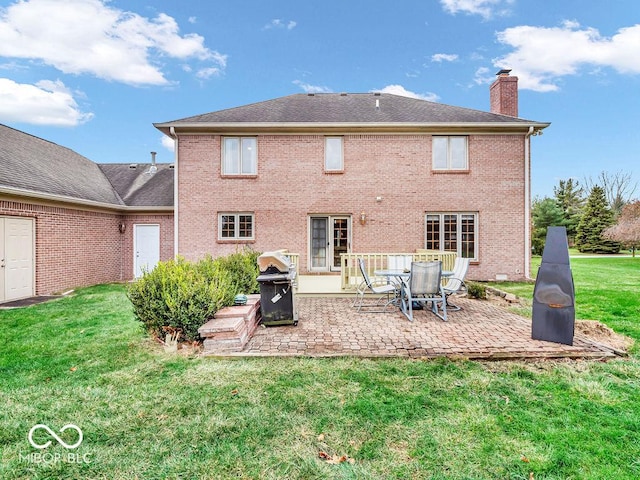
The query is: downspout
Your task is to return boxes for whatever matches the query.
[170,126,178,259]
[524,126,534,279]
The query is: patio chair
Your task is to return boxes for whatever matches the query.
[386,254,413,288]
[442,257,470,311]
[401,261,447,322]
[352,258,400,313]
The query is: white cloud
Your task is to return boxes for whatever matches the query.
[161,135,175,152]
[473,67,493,85]
[431,53,459,63]
[371,85,439,102]
[440,0,513,20]
[0,0,226,86]
[264,19,297,30]
[494,21,640,92]
[293,80,333,93]
[0,78,93,126]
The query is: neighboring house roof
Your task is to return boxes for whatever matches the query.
[0,123,173,210]
[154,93,549,133]
[99,163,174,207]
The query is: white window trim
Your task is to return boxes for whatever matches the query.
[324,136,344,172]
[424,212,478,261]
[218,212,255,241]
[432,136,468,171]
[222,137,257,175]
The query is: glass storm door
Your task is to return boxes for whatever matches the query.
[310,216,350,271]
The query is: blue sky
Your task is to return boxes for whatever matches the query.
[0,0,638,198]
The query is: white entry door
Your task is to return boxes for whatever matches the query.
[134,224,160,278]
[0,217,35,302]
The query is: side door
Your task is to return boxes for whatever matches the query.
[2,217,35,301]
[134,224,160,278]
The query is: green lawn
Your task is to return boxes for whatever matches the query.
[1,258,639,479]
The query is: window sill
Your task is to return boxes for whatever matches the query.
[432,169,469,174]
[221,174,258,179]
[217,239,256,244]
[324,170,344,174]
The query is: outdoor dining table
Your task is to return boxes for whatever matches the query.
[374,268,453,310]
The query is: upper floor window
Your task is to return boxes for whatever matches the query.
[219,213,254,241]
[222,137,257,175]
[432,136,468,170]
[325,137,343,172]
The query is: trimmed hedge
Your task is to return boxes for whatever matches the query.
[128,250,260,342]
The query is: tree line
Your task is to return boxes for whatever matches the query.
[532,171,639,256]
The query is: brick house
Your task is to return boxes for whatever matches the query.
[0,124,174,301]
[155,71,549,282]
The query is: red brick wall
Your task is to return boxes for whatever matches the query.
[176,133,528,281]
[0,198,174,294]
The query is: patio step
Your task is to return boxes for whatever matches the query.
[198,295,261,354]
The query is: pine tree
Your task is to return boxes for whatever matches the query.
[553,178,584,244]
[531,197,565,255]
[575,185,620,253]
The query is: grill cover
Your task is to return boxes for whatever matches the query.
[531,226,575,345]
[257,250,292,273]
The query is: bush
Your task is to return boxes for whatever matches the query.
[466,281,487,300]
[212,248,261,294]
[128,256,236,342]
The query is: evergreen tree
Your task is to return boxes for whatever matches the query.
[553,178,584,244]
[531,197,565,255]
[575,185,620,253]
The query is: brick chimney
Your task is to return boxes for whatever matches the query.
[490,69,518,117]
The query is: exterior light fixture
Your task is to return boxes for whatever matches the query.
[360,212,366,225]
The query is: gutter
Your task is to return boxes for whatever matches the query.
[0,186,173,213]
[524,126,534,280]
[170,126,179,258]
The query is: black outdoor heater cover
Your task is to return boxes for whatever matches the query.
[531,226,576,345]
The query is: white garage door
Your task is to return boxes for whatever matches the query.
[0,217,35,302]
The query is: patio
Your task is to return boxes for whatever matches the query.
[229,295,620,360]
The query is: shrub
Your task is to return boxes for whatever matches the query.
[212,248,261,294]
[466,281,487,300]
[128,257,235,342]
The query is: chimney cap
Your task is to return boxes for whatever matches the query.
[496,69,512,76]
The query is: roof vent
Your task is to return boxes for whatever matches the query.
[307,93,315,96]
[169,164,175,169]
[340,92,347,96]
[129,164,137,169]
[374,92,381,96]
[146,151,158,175]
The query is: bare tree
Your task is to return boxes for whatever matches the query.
[603,201,640,256]
[584,171,638,216]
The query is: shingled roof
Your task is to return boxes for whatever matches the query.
[99,163,174,207]
[155,93,548,132]
[0,124,173,209]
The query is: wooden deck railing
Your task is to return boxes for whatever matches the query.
[339,251,457,291]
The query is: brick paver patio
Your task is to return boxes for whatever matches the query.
[233,296,618,360]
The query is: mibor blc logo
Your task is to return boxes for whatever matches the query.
[21,423,90,464]
[28,424,83,449]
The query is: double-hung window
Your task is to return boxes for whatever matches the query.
[432,136,468,170]
[425,212,477,260]
[222,137,256,175]
[324,137,343,172]
[219,213,254,241]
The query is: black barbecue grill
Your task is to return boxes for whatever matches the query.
[256,251,298,326]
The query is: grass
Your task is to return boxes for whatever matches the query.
[0,258,639,479]
[489,256,640,343]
